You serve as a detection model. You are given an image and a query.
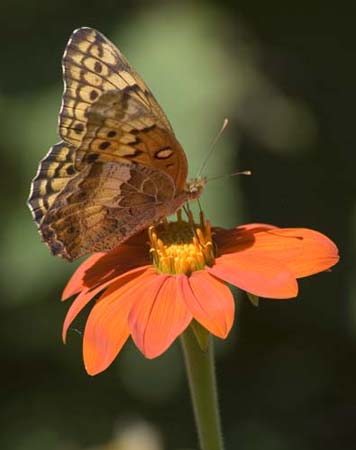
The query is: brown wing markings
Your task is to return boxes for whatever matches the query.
[71,28,127,66]
[37,161,127,259]
[30,28,190,260]
[62,84,101,106]
[75,28,152,107]
[126,118,187,188]
[62,60,118,91]
[60,28,144,145]
[39,162,176,260]
[73,90,187,188]
[41,206,109,260]
[64,57,142,104]
[28,141,78,225]
[84,118,160,162]
[59,27,173,147]
[120,82,152,110]
[74,90,150,165]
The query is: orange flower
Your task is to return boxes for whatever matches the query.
[62,213,339,375]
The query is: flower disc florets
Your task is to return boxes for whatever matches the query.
[149,210,215,275]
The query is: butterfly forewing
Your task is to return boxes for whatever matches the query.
[59,27,173,146]
[76,90,188,189]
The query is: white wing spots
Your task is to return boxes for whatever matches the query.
[155,148,173,159]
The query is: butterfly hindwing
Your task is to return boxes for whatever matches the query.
[38,162,179,260]
[28,141,78,226]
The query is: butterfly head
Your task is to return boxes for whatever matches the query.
[186,177,207,200]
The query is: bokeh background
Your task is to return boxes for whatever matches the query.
[1,1,354,449]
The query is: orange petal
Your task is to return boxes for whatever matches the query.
[245,228,339,278]
[62,252,106,300]
[179,271,235,338]
[209,254,298,299]
[213,223,278,255]
[128,275,192,358]
[62,231,150,300]
[63,282,104,344]
[83,268,156,375]
[62,265,150,344]
[216,227,339,279]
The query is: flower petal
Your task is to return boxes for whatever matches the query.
[246,228,339,278]
[62,252,106,300]
[63,282,105,344]
[83,268,157,375]
[214,226,339,279]
[128,275,192,358]
[62,265,150,343]
[213,223,278,255]
[62,230,150,300]
[179,271,235,338]
[209,254,298,299]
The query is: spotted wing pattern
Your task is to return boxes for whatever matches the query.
[28,141,78,225]
[75,90,187,189]
[59,27,174,146]
[28,27,191,261]
[38,162,182,260]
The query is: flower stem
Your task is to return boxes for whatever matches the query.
[181,326,224,450]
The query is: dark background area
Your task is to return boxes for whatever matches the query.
[0,1,354,449]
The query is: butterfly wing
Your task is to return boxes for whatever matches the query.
[59,27,187,189]
[28,141,78,226]
[59,27,174,144]
[75,90,187,189]
[37,161,183,261]
[29,27,191,260]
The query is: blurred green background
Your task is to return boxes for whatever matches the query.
[0,1,354,449]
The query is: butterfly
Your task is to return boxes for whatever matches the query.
[28,27,206,261]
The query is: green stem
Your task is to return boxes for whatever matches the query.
[181,326,224,450]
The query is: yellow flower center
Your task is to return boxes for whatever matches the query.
[149,210,215,275]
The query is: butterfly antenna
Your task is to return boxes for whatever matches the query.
[196,118,229,178]
[207,170,252,182]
